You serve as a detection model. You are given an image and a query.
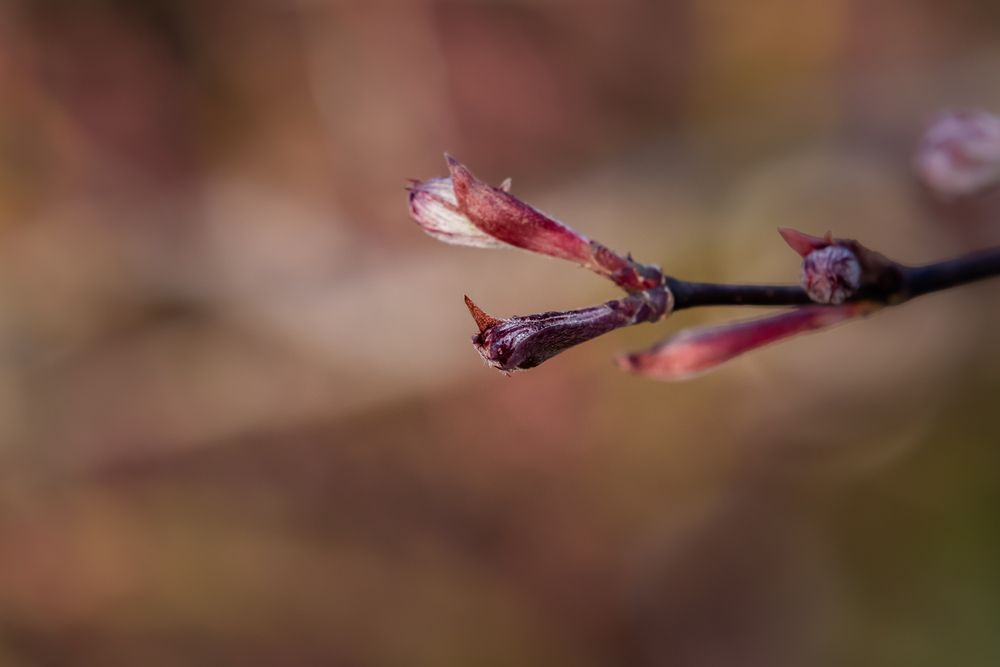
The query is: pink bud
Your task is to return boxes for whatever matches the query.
[617,303,872,380]
[408,156,662,291]
[801,245,861,304]
[467,289,670,372]
[915,109,1000,199]
[407,177,509,248]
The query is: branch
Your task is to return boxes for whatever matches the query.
[407,156,1000,379]
[904,247,1000,298]
[666,246,1000,310]
[621,243,1000,380]
[667,278,812,310]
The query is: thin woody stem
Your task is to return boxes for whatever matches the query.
[667,246,1000,311]
[904,247,1000,298]
[666,278,812,310]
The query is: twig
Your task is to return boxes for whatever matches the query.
[666,279,812,310]
[904,247,1000,298]
[667,246,1000,310]
[408,155,1000,377]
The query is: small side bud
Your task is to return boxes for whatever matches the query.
[779,228,901,304]
[801,245,861,304]
[470,288,671,372]
[915,109,1000,199]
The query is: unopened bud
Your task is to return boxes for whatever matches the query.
[407,177,509,248]
[618,303,873,381]
[466,289,671,372]
[778,227,900,304]
[915,109,1000,199]
[408,155,663,291]
[801,245,861,304]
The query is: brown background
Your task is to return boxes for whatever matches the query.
[1,1,999,665]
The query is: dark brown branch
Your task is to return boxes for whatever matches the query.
[666,278,812,310]
[666,246,1000,311]
[903,247,1000,298]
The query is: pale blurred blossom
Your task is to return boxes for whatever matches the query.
[915,109,1000,199]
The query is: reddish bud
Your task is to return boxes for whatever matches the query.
[915,109,1000,199]
[618,303,874,380]
[467,289,671,372]
[409,155,663,291]
[446,155,594,262]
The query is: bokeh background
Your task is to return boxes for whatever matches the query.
[2,1,1000,665]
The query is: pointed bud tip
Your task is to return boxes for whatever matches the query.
[445,153,475,187]
[464,295,502,334]
[444,153,466,171]
[778,227,829,257]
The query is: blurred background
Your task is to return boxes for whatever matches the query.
[1,0,1000,664]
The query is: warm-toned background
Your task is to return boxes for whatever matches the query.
[1,1,1000,665]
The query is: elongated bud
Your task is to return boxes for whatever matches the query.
[408,155,663,291]
[915,109,1000,199]
[618,303,873,381]
[467,288,671,372]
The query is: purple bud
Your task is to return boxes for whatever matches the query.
[915,109,1000,199]
[618,303,872,381]
[779,228,898,304]
[466,289,671,372]
[801,245,861,304]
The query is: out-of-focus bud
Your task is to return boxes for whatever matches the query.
[778,228,900,304]
[408,155,663,292]
[801,245,861,304]
[407,177,510,248]
[915,109,1000,199]
[617,303,873,381]
[466,289,671,372]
